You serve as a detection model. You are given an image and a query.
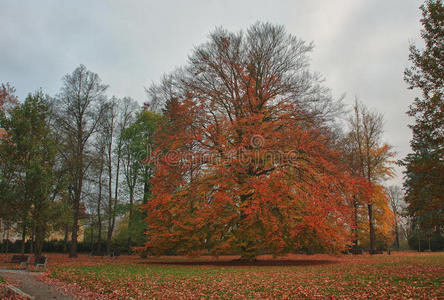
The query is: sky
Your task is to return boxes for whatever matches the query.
[0,0,424,186]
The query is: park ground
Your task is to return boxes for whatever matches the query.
[0,251,443,299]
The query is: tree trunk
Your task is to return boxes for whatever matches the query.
[63,224,69,253]
[353,196,359,248]
[106,162,113,255]
[418,235,421,252]
[240,243,258,261]
[106,119,114,256]
[70,184,81,258]
[97,218,102,253]
[34,225,44,256]
[97,155,104,254]
[394,221,400,249]
[29,226,34,254]
[90,225,94,252]
[111,195,118,249]
[113,144,121,240]
[4,224,10,254]
[127,187,134,250]
[21,224,26,254]
[143,175,150,204]
[70,117,85,258]
[70,206,79,258]
[368,203,375,253]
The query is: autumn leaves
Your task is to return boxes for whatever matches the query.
[138,23,395,259]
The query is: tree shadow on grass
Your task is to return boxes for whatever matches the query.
[141,259,339,267]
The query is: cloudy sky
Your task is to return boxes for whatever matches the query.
[1,0,424,186]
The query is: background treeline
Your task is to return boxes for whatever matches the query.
[0,63,441,256]
[0,69,162,257]
[0,66,404,257]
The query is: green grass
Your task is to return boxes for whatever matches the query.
[54,263,242,279]
[0,276,4,283]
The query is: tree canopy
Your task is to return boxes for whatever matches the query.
[141,23,356,259]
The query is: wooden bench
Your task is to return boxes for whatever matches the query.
[28,256,47,271]
[2,255,30,269]
[350,248,363,255]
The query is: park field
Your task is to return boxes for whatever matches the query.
[8,251,440,299]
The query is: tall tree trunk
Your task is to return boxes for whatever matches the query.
[353,196,359,248]
[111,146,121,253]
[106,113,114,256]
[418,234,421,252]
[34,225,44,256]
[4,223,10,254]
[90,225,94,252]
[97,155,104,254]
[5,227,9,254]
[63,224,69,253]
[70,200,79,258]
[143,167,152,204]
[111,195,118,246]
[394,218,400,249]
[368,203,375,252]
[70,177,82,258]
[127,187,134,250]
[70,119,85,258]
[29,225,34,254]
[106,155,113,255]
[113,144,121,224]
[21,223,26,254]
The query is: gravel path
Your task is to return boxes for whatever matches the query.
[0,269,73,300]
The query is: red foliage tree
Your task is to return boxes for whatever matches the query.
[142,23,354,259]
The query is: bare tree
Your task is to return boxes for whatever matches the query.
[55,65,108,258]
[386,185,405,249]
[347,99,394,252]
[100,97,139,255]
[146,22,343,123]
[115,98,140,247]
[90,124,107,254]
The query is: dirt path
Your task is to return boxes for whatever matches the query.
[0,269,73,300]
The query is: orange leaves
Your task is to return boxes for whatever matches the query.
[142,94,358,256]
[140,25,364,258]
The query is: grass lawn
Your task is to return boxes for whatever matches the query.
[34,252,443,299]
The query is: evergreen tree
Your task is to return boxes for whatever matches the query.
[403,0,443,233]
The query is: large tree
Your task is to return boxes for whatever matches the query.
[0,91,58,255]
[101,97,138,254]
[142,23,354,259]
[403,0,443,233]
[0,83,18,245]
[55,65,108,257]
[120,108,162,249]
[345,100,394,252]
